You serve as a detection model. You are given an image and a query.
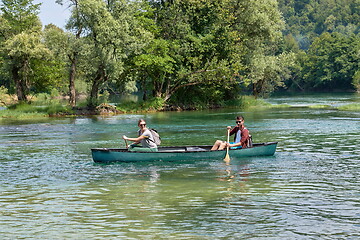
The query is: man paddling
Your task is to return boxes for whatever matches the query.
[211,115,250,150]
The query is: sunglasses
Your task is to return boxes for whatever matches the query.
[139,123,146,126]
[236,120,243,124]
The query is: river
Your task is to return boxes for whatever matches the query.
[0,93,359,239]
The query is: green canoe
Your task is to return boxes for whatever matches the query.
[91,142,278,163]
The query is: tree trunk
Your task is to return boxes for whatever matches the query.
[68,1,82,107]
[89,79,101,109]
[142,78,147,101]
[252,83,259,99]
[69,56,77,107]
[88,67,106,109]
[12,65,27,102]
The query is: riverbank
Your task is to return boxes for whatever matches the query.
[0,96,281,120]
[1,95,360,120]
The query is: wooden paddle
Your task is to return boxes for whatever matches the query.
[124,139,128,149]
[224,129,230,162]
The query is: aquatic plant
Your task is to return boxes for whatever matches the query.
[337,103,360,111]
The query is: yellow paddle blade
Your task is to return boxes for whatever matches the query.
[224,149,230,162]
[224,129,230,162]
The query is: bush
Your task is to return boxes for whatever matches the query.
[116,97,165,113]
[142,97,165,111]
[226,95,290,110]
[352,70,360,93]
[1,102,72,119]
[0,86,17,106]
[238,96,271,109]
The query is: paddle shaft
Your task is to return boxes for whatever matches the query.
[224,129,230,162]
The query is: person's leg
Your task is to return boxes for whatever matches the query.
[129,147,158,152]
[211,140,221,150]
[211,140,225,150]
[218,141,227,150]
[128,144,140,151]
[138,148,158,152]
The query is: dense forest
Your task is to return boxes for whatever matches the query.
[0,0,359,109]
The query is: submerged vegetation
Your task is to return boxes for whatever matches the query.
[337,103,360,111]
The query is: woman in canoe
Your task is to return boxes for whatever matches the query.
[211,115,251,150]
[122,119,158,152]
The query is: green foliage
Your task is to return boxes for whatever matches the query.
[33,93,53,103]
[0,85,8,95]
[238,95,272,109]
[30,58,67,93]
[131,0,286,103]
[4,31,48,58]
[69,0,150,108]
[3,0,359,116]
[40,24,70,94]
[308,104,332,109]
[0,85,10,106]
[142,97,165,110]
[75,80,89,95]
[169,82,235,109]
[45,103,73,115]
[278,0,360,46]
[246,52,297,97]
[0,109,47,119]
[0,54,11,88]
[0,0,41,35]
[338,103,360,111]
[302,32,360,91]
[277,0,360,93]
[1,101,70,118]
[116,97,165,112]
[226,95,290,110]
[0,0,53,101]
[98,90,110,104]
[352,70,360,93]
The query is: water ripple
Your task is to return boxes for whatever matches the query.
[1,103,360,239]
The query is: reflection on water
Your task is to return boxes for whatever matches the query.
[0,94,359,239]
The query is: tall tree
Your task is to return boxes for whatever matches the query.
[136,0,288,102]
[225,0,290,97]
[247,52,296,97]
[138,0,240,102]
[0,0,49,101]
[56,0,83,107]
[41,24,70,94]
[76,0,149,108]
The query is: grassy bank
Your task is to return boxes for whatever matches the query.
[1,94,360,120]
[115,96,290,112]
[0,102,73,119]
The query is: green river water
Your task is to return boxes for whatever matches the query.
[0,93,359,239]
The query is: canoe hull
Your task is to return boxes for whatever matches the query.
[91,142,278,163]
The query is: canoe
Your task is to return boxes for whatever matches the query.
[91,142,278,163]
